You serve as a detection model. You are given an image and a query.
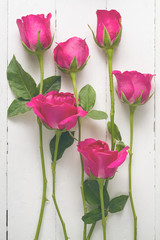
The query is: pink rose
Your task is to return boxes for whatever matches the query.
[27,91,87,130]
[113,70,154,105]
[54,37,89,73]
[77,138,129,179]
[17,13,52,52]
[96,9,122,49]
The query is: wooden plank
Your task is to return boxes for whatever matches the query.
[7,1,56,239]
[107,0,155,239]
[6,0,157,239]
[55,0,107,239]
[0,0,8,239]
[155,0,160,239]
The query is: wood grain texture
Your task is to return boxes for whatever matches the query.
[0,0,8,239]
[0,0,157,239]
[155,0,160,239]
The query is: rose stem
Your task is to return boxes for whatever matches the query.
[86,167,110,240]
[34,54,47,240]
[38,54,44,94]
[86,222,96,240]
[52,129,69,240]
[129,106,137,240]
[98,179,106,240]
[70,72,87,240]
[106,49,115,150]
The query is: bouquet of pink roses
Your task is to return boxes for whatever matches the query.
[7,9,153,240]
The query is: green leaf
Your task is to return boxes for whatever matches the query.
[37,76,61,95]
[87,110,108,120]
[7,98,31,117]
[79,84,96,111]
[107,121,122,141]
[50,131,75,161]
[103,186,110,209]
[116,141,126,152]
[83,180,110,208]
[109,195,129,213]
[84,180,101,206]
[82,208,108,224]
[7,56,38,99]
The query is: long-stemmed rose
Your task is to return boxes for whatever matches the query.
[113,70,154,240]
[54,37,89,104]
[54,36,89,239]
[27,91,87,240]
[89,9,122,151]
[16,13,53,240]
[78,138,129,240]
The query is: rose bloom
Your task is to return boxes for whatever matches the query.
[27,91,87,130]
[77,138,129,179]
[17,13,52,51]
[113,70,154,104]
[96,9,122,48]
[54,37,89,72]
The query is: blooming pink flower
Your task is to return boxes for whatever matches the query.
[17,13,52,51]
[27,91,87,130]
[96,9,122,48]
[77,138,129,179]
[54,37,89,73]
[113,70,154,104]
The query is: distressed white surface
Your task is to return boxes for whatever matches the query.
[0,0,159,239]
[0,0,8,240]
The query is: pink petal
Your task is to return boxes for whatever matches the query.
[58,106,87,130]
[16,19,30,48]
[108,146,129,168]
[113,70,134,102]
[54,37,89,69]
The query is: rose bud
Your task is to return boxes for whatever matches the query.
[16,13,52,54]
[77,138,129,179]
[89,9,122,50]
[54,37,89,74]
[113,70,154,106]
[27,91,87,130]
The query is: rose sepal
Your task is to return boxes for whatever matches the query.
[121,91,152,109]
[111,26,122,49]
[56,56,90,74]
[89,171,113,181]
[103,27,112,49]
[141,93,154,105]
[88,25,104,49]
[103,25,122,50]
[88,24,122,50]
[22,32,54,56]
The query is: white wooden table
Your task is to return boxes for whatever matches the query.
[0,0,159,239]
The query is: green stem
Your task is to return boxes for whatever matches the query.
[98,179,106,240]
[129,106,137,240]
[52,130,69,240]
[70,72,79,106]
[106,49,115,150]
[70,72,87,240]
[37,54,44,94]
[86,222,96,240]
[34,54,47,240]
